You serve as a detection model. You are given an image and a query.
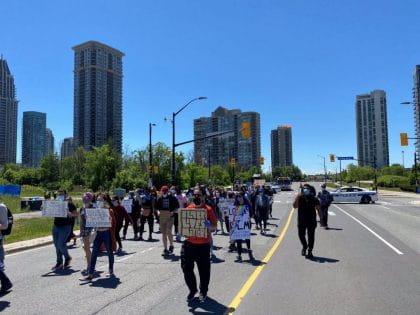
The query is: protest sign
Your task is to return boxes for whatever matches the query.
[122,199,133,214]
[254,179,266,187]
[85,208,112,228]
[180,208,207,238]
[229,205,251,240]
[219,198,235,217]
[42,200,68,218]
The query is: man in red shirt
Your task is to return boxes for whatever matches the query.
[181,188,217,303]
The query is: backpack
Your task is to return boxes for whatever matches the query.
[1,207,13,236]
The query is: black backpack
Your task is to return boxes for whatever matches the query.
[1,207,13,236]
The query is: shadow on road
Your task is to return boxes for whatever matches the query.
[0,301,11,311]
[326,227,343,231]
[211,256,225,264]
[115,251,136,257]
[307,256,340,263]
[163,254,181,262]
[262,233,277,238]
[188,296,228,315]
[239,259,266,267]
[89,276,121,289]
[41,268,81,277]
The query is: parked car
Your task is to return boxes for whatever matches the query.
[331,186,378,204]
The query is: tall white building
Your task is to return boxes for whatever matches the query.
[356,90,389,169]
[413,65,420,159]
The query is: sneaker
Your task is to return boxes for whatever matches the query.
[324,226,329,230]
[122,235,126,240]
[64,257,72,268]
[81,274,93,281]
[0,282,13,293]
[162,249,169,256]
[107,270,115,277]
[187,290,197,302]
[228,244,235,253]
[198,292,207,303]
[168,245,174,254]
[139,235,144,241]
[148,236,153,241]
[248,250,255,261]
[235,255,242,262]
[307,250,314,259]
[116,248,123,255]
[52,263,64,271]
[301,248,307,256]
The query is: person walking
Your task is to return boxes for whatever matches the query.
[254,188,269,234]
[81,206,115,281]
[156,186,179,256]
[231,193,254,262]
[79,192,95,275]
[181,189,217,302]
[51,190,78,270]
[139,188,155,241]
[293,184,321,259]
[0,202,12,294]
[317,183,333,229]
[174,187,187,242]
[110,196,132,254]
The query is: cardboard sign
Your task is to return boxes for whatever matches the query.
[122,199,133,214]
[254,179,266,187]
[42,200,68,218]
[219,198,235,217]
[229,205,251,240]
[180,208,207,238]
[85,208,112,228]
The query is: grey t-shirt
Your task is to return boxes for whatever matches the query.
[0,203,9,240]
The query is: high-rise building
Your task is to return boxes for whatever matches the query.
[22,111,46,167]
[194,106,261,169]
[271,125,293,169]
[356,90,389,169]
[413,65,420,159]
[0,57,18,164]
[72,41,124,153]
[45,128,54,155]
[60,137,75,159]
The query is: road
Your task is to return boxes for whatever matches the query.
[1,183,419,314]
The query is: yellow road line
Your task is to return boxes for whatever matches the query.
[226,208,296,314]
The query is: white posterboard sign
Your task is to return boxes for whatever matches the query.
[42,200,68,218]
[85,208,112,228]
[122,199,133,214]
[219,198,235,217]
[180,208,207,238]
[229,205,251,240]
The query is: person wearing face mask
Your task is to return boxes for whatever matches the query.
[79,192,95,275]
[317,184,333,229]
[254,188,270,234]
[109,196,132,254]
[156,186,179,256]
[139,188,155,241]
[231,193,254,262]
[51,190,78,270]
[181,189,217,303]
[293,184,322,259]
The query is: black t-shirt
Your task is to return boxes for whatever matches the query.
[156,195,179,212]
[297,195,319,226]
[54,202,77,227]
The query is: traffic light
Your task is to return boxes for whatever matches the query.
[241,122,251,139]
[400,133,408,146]
[230,158,237,167]
[329,154,335,162]
[153,166,159,174]
[259,156,265,165]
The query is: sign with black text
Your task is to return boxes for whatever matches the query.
[85,208,112,228]
[180,208,207,238]
[229,205,251,240]
[42,200,68,218]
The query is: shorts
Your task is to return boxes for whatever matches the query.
[159,214,174,234]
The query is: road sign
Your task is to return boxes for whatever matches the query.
[337,156,354,161]
[329,154,335,162]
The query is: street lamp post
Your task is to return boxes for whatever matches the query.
[170,97,207,186]
[317,155,327,183]
[149,123,156,187]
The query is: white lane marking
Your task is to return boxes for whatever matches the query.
[380,205,391,210]
[333,205,403,255]
[274,201,281,203]
[328,211,336,216]
[97,247,155,269]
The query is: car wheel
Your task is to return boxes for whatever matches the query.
[361,196,371,204]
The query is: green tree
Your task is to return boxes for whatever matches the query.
[272,165,303,181]
[380,164,405,177]
[39,154,60,189]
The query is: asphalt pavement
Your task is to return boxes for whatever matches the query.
[1,183,419,315]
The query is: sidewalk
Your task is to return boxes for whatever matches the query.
[14,211,42,220]
[4,230,80,255]
[378,189,420,199]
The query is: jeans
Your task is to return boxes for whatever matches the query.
[236,239,251,256]
[52,225,72,264]
[0,239,11,288]
[0,239,5,271]
[181,242,211,295]
[140,215,154,237]
[123,213,139,238]
[89,230,114,275]
[298,224,316,251]
[321,206,329,226]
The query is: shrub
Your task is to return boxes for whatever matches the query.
[377,175,410,188]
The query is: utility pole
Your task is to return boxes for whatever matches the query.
[149,123,156,187]
[415,152,419,193]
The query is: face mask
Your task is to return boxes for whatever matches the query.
[170,190,176,195]
[57,195,65,201]
[303,189,311,196]
[113,201,119,207]
[96,201,104,208]
[193,197,202,206]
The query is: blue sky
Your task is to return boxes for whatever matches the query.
[1,0,419,174]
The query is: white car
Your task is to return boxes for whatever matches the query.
[330,186,378,204]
